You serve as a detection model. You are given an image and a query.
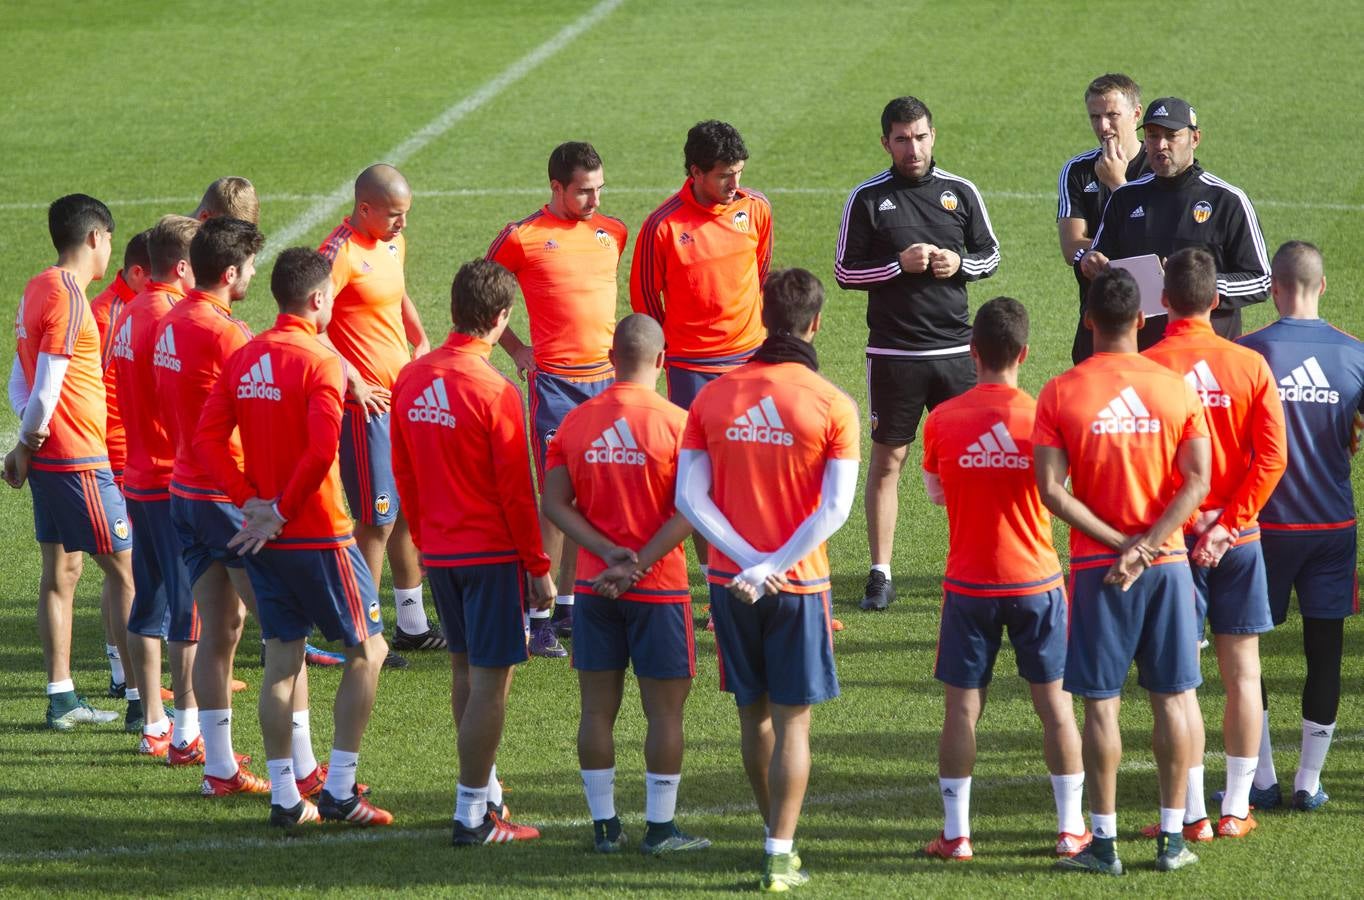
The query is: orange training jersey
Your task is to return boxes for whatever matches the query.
[545,381,689,602]
[110,282,185,498]
[681,360,859,593]
[1032,352,1209,566]
[922,384,1062,596]
[390,331,551,575]
[487,207,628,379]
[630,181,772,372]
[91,270,135,474]
[1143,318,1287,540]
[194,314,352,548]
[319,218,409,389]
[14,267,107,471]
[156,290,253,503]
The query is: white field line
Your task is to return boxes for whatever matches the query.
[7,730,1358,865]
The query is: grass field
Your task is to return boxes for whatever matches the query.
[2,0,1363,895]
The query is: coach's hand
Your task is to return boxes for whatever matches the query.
[1079,250,1110,279]
[528,572,556,610]
[2,441,32,488]
[899,243,936,274]
[1094,136,1130,190]
[929,248,961,279]
[229,498,285,555]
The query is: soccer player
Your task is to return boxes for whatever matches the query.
[111,214,203,757]
[488,141,628,656]
[195,247,392,829]
[676,268,858,892]
[390,259,552,846]
[4,193,132,730]
[542,313,709,856]
[1142,247,1286,839]
[193,176,260,224]
[1033,268,1211,875]
[919,297,1086,861]
[319,163,438,664]
[1238,241,1364,812]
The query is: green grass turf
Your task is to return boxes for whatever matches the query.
[2,0,1363,895]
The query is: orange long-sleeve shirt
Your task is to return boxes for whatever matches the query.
[110,282,184,497]
[91,270,135,475]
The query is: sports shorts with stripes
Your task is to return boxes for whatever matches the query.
[29,467,132,555]
[339,405,398,527]
[246,542,381,647]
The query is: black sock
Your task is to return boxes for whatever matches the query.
[644,819,676,842]
[1158,832,1185,855]
[1302,617,1344,725]
[594,815,622,842]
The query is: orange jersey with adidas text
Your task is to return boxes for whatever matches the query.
[682,361,859,593]
[922,384,1062,596]
[390,331,550,575]
[630,182,772,371]
[110,283,185,496]
[90,271,136,474]
[1032,352,1208,564]
[487,207,628,379]
[545,382,688,602]
[319,219,408,389]
[14,268,107,471]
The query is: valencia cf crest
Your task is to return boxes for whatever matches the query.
[1192,200,1213,224]
[113,518,130,541]
[869,410,879,434]
[367,600,382,624]
[375,492,391,516]
[939,191,959,211]
[594,228,614,249]
[732,210,751,233]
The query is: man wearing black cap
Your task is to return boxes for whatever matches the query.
[1077,97,1270,346]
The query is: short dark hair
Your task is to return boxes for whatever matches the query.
[190,217,265,287]
[761,268,825,335]
[1085,73,1141,108]
[123,230,151,272]
[48,194,114,254]
[971,297,1029,370]
[451,259,517,334]
[548,142,602,185]
[1086,268,1142,335]
[881,96,933,136]
[1163,246,1218,315]
[271,247,332,312]
[684,120,748,176]
[611,313,664,368]
[148,215,201,278]
[1272,240,1324,292]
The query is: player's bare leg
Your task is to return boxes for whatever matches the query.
[939,685,984,778]
[192,565,245,712]
[168,640,197,712]
[1150,690,1191,812]
[451,655,532,841]
[38,543,82,685]
[640,676,690,774]
[1030,681,1083,775]
[355,522,395,584]
[1081,697,1123,816]
[766,703,812,842]
[332,632,387,752]
[1214,634,1262,825]
[738,698,776,824]
[862,442,909,610]
[126,632,165,729]
[578,669,625,769]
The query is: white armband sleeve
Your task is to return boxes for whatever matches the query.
[922,471,946,506]
[20,352,69,444]
[736,458,859,589]
[675,450,762,571]
[8,354,28,419]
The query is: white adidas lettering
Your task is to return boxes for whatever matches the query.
[726,396,794,446]
[1278,357,1340,404]
[584,417,646,465]
[112,317,134,362]
[958,421,1029,469]
[237,352,282,401]
[407,377,457,428]
[1091,386,1162,434]
[1184,360,1229,408]
[153,325,182,372]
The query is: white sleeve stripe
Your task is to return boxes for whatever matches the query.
[1199,172,1271,274]
[834,170,895,275]
[1056,148,1101,220]
[933,169,1001,254]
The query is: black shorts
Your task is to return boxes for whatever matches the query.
[865,354,974,446]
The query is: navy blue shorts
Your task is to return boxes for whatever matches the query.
[709,584,839,707]
[429,563,529,668]
[30,467,132,555]
[1188,532,1273,636]
[170,493,245,585]
[246,542,381,646]
[571,592,696,679]
[1262,528,1360,623]
[934,587,1068,689]
[126,498,198,641]
[664,367,723,411]
[339,405,398,526]
[1064,561,1202,698]
[529,371,613,482]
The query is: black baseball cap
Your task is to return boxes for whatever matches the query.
[1143,97,1198,131]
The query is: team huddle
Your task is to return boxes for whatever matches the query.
[5,76,1361,890]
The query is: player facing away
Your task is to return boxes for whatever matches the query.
[1141,247,1286,840]
[111,214,204,757]
[318,163,438,665]
[488,141,628,656]
[5,193,134,731]
[1033,268,1211,875]
[1238,241,1364,812]
[192,176,259,224]
[918,297,1087,861]
[541,314,709,856]
[389,260,553,847]
[195,248,392,829]
[676,268,859,892]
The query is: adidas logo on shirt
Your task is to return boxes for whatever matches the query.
[407,377,457,428]
[1184,360,1230,408]
[877,197,897,212]
[726,396,794,446]
[585,417,646,466]
[1091,386,1162,435]
[112,317,134,362]
[1129,205,1145,219]
[1278,357,1339,404]
[153,325,182,372]
[237,353,282,401]
[958,421,1030,469]
[1083,181,1099,193]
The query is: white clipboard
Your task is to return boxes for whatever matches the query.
[1109,254,1166,319]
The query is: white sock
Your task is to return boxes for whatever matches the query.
[528,608,552,622]
[645,771,680,824]
[1159,807,1183,834]
[394,585,430,633]
[765,837,794,855]
[1296,718,1336,795]
[173,708,200,748]
[1184,764,1208,823]
[202,708,236,779]
[323,748,359,798]
[1254,711,1279,790]
[106,644,124,683]
[555,594,574,608]
[143,717,171,738]
[47,679,74,695]
[1090,811,1118,840]
[1222,755,1257,819]
[455,782,489,828]
[581,767,617,821]
[291,710,318,776]
[267,758,301,808]
[940,776,971,840]
[487,764,503,806]
[871,563,891,579]
[126,687,141,702]
[1050,772,1085,835]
